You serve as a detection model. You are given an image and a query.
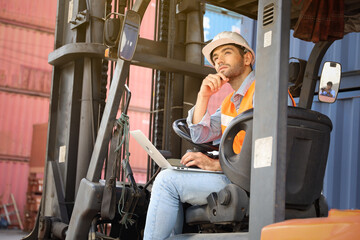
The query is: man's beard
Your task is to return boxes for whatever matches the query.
[221,59,245,80]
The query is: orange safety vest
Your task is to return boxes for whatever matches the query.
[221,81,255,154]
[221,81,296,154]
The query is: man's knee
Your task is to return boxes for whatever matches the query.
[153,169,176,188]
[151,169,181,200]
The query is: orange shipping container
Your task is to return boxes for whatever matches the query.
[0,0,56,33]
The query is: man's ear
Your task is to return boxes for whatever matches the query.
[243,52,252,66]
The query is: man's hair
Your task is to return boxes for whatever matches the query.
[327,81,333,87]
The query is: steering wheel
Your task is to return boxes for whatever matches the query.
[172,118,219,152]
[219,109,253,192]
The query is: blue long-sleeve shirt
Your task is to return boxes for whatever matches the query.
[186,71,256,145]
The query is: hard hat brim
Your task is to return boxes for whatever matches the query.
[202,38,255,67]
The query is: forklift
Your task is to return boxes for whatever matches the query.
[23,0,360,239]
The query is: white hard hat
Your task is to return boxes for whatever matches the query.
[202,31,255,67]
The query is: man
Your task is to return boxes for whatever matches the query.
[143,31,256,240]
[320,81,336,98]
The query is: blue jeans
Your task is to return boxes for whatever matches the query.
[143,169,231,240]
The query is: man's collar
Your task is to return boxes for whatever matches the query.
[232,71,255,98]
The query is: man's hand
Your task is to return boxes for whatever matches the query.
[181,151,222,171]
[198,73,229,99]
[192,73,229,124]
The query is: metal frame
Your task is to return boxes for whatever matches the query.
[65,179,104,239]
[249,0,291,239]
[86,59,130,182]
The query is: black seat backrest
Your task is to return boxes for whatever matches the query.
[219,106,332,208]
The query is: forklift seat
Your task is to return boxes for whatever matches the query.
[184,106,332,225]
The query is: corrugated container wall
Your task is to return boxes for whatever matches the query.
[312,92,360,210]
[0,0,55,32]
[0,0,56,222]
[0,160,30,207]
[289,31,360,210]
[0,93,50,157]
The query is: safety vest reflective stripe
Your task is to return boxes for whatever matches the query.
[221,114,235,128]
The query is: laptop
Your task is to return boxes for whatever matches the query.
[130,130,222,174]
